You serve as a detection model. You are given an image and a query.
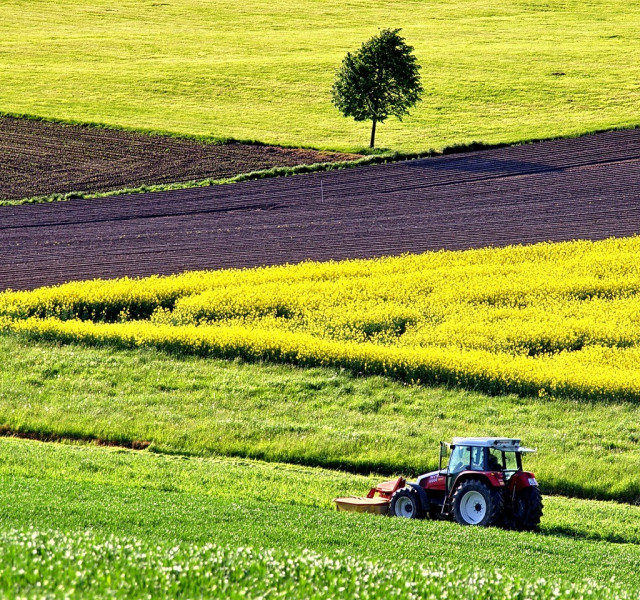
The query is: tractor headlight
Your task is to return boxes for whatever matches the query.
[528,478,538,486]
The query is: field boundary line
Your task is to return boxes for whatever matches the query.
[2,111,638,207]
[2,109,639,153]
[0,155,399,207]
[0,424,150,451]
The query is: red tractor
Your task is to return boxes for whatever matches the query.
[335,438,543,529]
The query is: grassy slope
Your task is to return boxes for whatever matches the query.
[1,437,640,592]
[1,0,638,152]
[3,437,640,547]
[2,334,639,502]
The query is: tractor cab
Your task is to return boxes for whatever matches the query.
[439,437,536,492]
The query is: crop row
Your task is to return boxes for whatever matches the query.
[3,237,640,401]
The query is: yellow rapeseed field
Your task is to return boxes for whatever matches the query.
[3,236,640,401]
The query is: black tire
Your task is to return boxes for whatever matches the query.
[503,486,543,531]
[389,487,424,519]
[451,479,504,527]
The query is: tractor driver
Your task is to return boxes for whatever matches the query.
[487,450,502,471]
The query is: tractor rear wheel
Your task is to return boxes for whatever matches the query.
[504,486,543,531]
[452,479,503,527]
[389,487,424,519]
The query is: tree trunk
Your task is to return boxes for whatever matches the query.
[370,118,377,149]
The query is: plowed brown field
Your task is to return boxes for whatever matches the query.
[0,116,358,201]
[2,129,639,291]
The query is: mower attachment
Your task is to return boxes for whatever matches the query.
[333,477,405,515]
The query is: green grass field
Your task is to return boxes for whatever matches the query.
[2,333,639,503]
[1,436,640,597]
[13,530,616,600]
[1,0,638,151]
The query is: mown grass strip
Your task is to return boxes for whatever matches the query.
[2,436,640,547]
[2,333,639,504]
[2,437,640,592]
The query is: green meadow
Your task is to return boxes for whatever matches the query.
[0,437,639,597]
[1,0,638,151]
[2,2,640,594]
[1,333,639,503]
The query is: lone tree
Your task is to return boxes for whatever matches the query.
[332,28,423,149]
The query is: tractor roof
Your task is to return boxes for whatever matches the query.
[451,437,536,453]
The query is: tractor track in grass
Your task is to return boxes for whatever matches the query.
[1,128,639,290]
[0,424,151,451]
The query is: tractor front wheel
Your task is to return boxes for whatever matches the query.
[504,486,543,531]
[452,479,503,527]
[389,487,424,519]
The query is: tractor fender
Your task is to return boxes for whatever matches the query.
[509,471,538,492]
[407,483,430,511]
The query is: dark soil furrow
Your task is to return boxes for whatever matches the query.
[0,116,358,201]
[1,129,639,290]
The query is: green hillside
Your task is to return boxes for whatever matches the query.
[1,0,638,151]
[1,437,640,597]
[2,334,639,502]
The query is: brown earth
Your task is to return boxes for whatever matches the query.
[0,116,359,200]
[1,129,639,291]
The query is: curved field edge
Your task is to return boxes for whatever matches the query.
[0,154,393,208]
[0,109,331,149]
[2,437,640,594]
[1,333,639,504]
[1,117,638,207]
[0,113,364,205]
[7,315,640,403]
[5,237,640,404]
[3,109,637,152]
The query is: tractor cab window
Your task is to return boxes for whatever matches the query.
[469,446,484,470]
[448,446,484,473]
[487,448,503,471]
[448,446,470,473]
[504,451,519,472]
[487,448,520,472]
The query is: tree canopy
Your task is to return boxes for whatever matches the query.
[332,28,423,148]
